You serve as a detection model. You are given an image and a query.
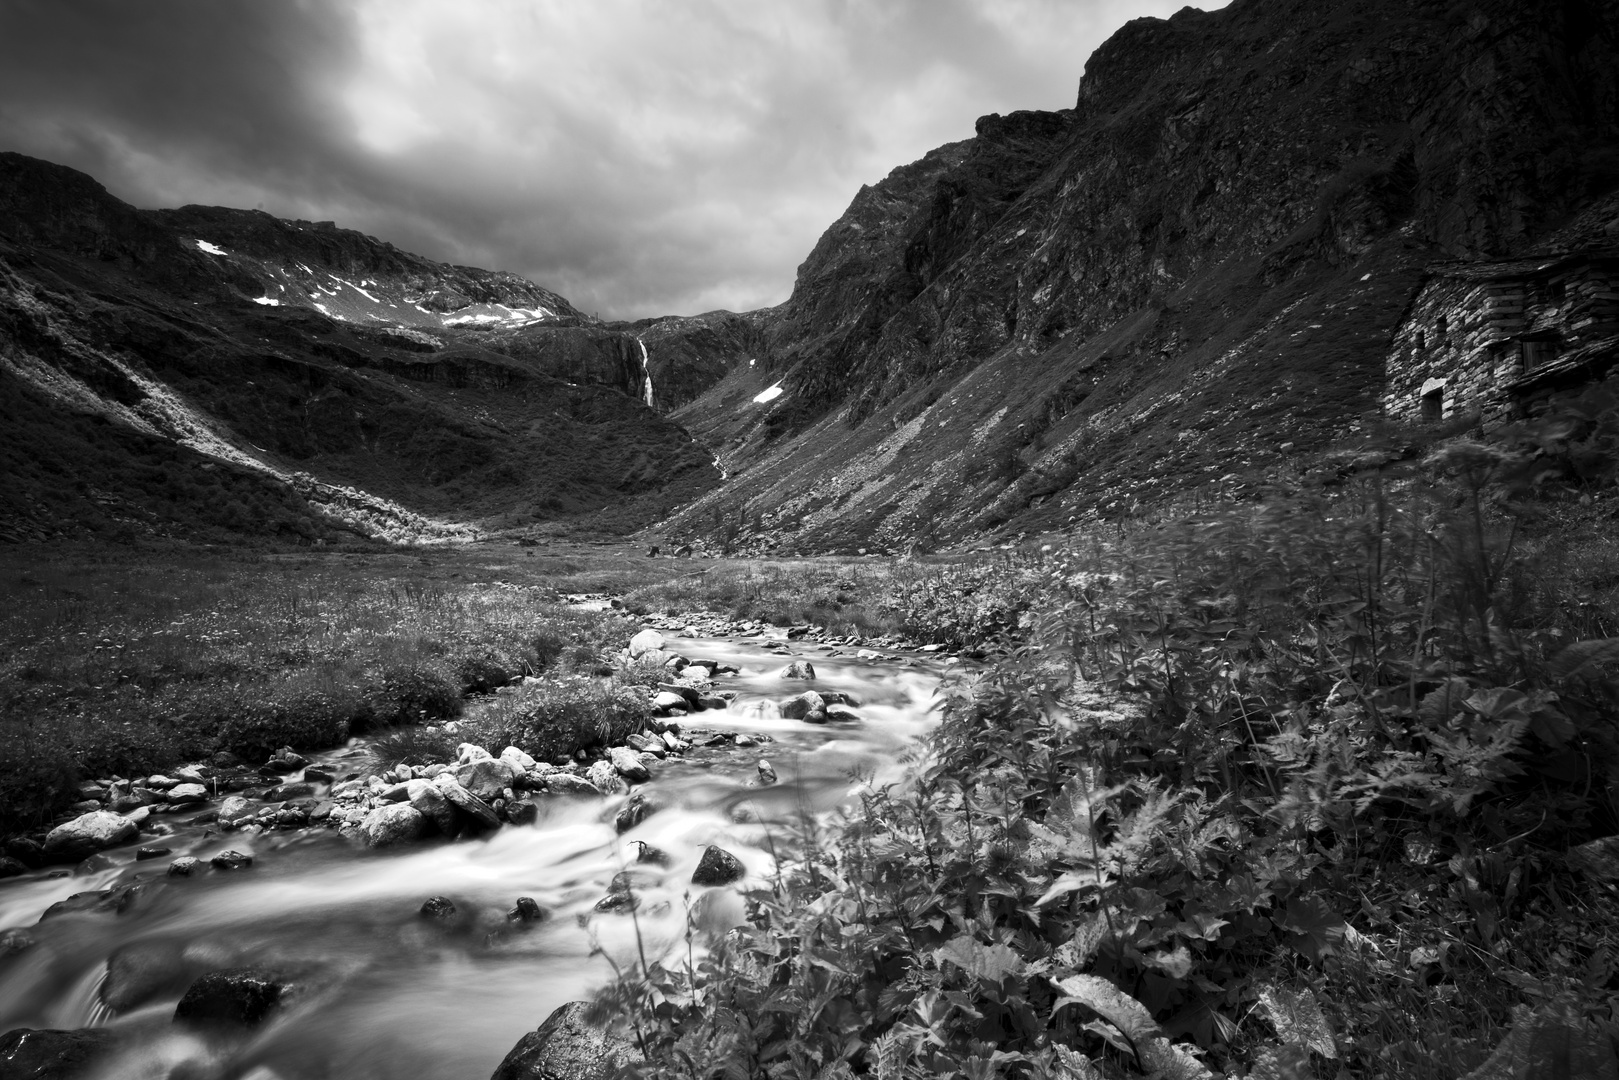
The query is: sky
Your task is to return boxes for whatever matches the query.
[0,0,1219,320]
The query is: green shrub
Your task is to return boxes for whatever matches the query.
[465,676,647,764]
[365,725,462,772]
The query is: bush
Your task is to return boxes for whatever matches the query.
[465,676,647,764]
[366,725,462,772]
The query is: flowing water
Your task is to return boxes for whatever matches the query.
[0,630,953,1079]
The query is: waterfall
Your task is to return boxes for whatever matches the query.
[637,338,655,408]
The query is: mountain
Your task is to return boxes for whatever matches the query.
[661,0,1619,553]
[0,152,740,544]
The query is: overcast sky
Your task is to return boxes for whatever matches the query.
[0,0,1219,319]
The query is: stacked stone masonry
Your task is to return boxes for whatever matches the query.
[1384,251,1619,426]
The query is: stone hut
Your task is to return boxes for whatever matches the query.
[1383,250,1619,426]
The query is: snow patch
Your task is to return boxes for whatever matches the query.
[252,296,280,306]
[195,240,226,256]
[752,382,784,404]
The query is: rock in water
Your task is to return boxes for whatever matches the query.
[607,747,651,783]
[778,660,816,680]
[0,1028,120,1078]
[633,840,670,866]
[173,969,291,1027]
[500,745,538,770]
[492,1000,642,1080]
[42,811,137,861]
[507,896,546,923]
[359,804,425,847]
[409,781,457,834]
[628,629,665,658]
[779,690,825,719]
[209,850,254,871]
[167,857,201,877]
[419,896,458,920]
[456,757,519,800]
[433,774,501,829]
[613,792,659,833]
[691,845,744,886]
[757,759,777,785]
[546,773,602,798]
[586,761,628,797]
[165,782,209,805]
[101,941,193,1013]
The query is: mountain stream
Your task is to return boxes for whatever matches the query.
[0,622,954,1079]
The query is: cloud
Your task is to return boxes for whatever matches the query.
[0,0,1222,319]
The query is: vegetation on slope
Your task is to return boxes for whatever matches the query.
[599,385,1619,1078]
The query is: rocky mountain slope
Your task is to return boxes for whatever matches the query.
[0,153,741,544]
[662,0,1619,552]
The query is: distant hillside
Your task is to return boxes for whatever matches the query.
[0,153,740,544]
[660,0,1619,553]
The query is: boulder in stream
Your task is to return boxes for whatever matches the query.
[433,774,502,829]
[607,747,651,783]
[586,761,628,797]
[173,969,292,1028]
[778,660,816,680]
[0,1027,121,1079]
[779,691,825,719]
[102,941,196,1013]
[165,783,209,805]
[456,758,519,801]
[545,773,601,798]
[410,782,457,834]
[651,691,691,715]
[360,804,425,847]
[42,811,137,861]
[210,850,254,870]
[691,845,745,886]
[628,628,665,658]
[420,896,458,920]
[491,1000,641,1080]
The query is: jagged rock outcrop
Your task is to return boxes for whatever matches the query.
[666,0,1619,552]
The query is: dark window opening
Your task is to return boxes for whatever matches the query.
[1436,315,1449,340]
[1421,386,1444,423]
[1520,335,1560,370]
[1547,279,1566,304]
[1415,330,1426,350]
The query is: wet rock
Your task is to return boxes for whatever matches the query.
[778,660,816,680]
[826,704,863,723]
[0,1027,120,1079]
[301,766,335,784]
[506,799,540,826]
[507,896,546,923]
[696,695,729,711]
[691,845,744,886]
[420,896,458,920]
[628,628,665,658]
[0,930,35,958]
[613,792,660,833]
[818,690,861,707]
[651,691,691,716]
[38,891,112,921]
[607,747,651,783]
[269,747,309,770]
[43,811,137,861]
[802,708,829,725]
[457,742,493,765]
[456,757,518,801]
[586,760,628,797]
[757,759,777,785]
[218,796,256,826]
[134,846,171,861]
[172,766,206,784]
[779,691,825,719]
[544,773,601,798]
[433,774,501,829]
[168,857,201,877]
[210,850,254,871]
[173,969,291,1027]
[74,853,117,876]
[145,775,178,791]
[165,783,208,806]
[265,782,316,802]
[594,871,641,913]
[632,841,670,866]
[102,941,193,1013]
[492,1000,642,1080]
[657,683,700,705]
[359,804,425,847]
[0,857,26,879]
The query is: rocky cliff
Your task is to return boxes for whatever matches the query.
[0,153,736,543]
[663,0,1619,552]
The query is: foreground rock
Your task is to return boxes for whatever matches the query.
[0,1027,120,1079]
[360,804,425,847]
[42,812,137,861]
[173,969,292,1027]
[492,1000,641,1080]
[691,845,744,886]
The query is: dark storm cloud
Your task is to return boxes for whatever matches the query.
[0,0,1216,319]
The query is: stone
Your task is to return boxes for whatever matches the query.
[587,760,628,796]
[419,896,457,920]
[433,774,501,829]
[174,969,291,1027]
[696,695,729,711]
[593,871,641,913]
[500,745,538,770]
[38,891,114,921]
[0,856,27,879]
[456,757,519,801]
[506,799,539,826]
[507,896,546,923]
[456,742,493,765]
[0,930,35,958]
[826,703,862,722]
[607,747,651,783]
[613,792,659,833]
[757,759,777,785]
[269,748,308,769]
[380,781,413,802]
[4,838,42,868]
[359,804,425,847]
[628,628,665,658]
[172,766,206,783]
[266,782,316,801]
[651,691,691,715]
[691,845,744,886]
[409,782,457,834]
[779,691,825,719]
[210,850,254,871]
[168,857,201,877]
[491,1000,642,1080]
[74,853,117,876]
[545,772,602,797]
[102,941,193,1013]
[632,841,670,866]
[803,709,829,725]
[146,775,178,790]
[134,846,171,861]
[166,783,208,806]
[778,660,816,680]
[43,811,137,861]
[218,796,256,826]
[302,766,335,784]
[0,1028,120,1079]
[657,683,700,705]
